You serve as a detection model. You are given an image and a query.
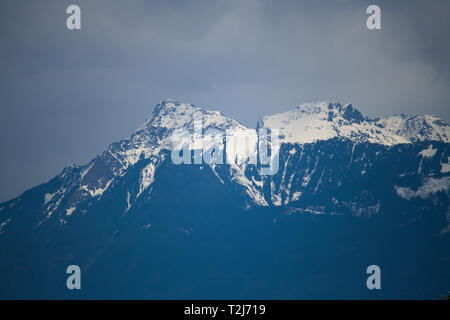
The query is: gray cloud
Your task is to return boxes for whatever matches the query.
[1,0,449,202]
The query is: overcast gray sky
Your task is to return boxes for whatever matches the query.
[1,0,449,202]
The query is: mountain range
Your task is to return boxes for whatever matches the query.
[0,99,449,299]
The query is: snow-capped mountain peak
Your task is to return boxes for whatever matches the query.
[141,99,246,133]
[259,102,450,146]
[375,114,450,143]
[292,102,364,123]
[50,100,262,218]
[106,99,251,171]
[259,102,409,146]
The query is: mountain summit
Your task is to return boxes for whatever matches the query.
[259,102,450,145]
[141,99,245,133]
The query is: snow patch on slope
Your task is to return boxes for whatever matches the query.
[137,162,156,198]
[0,218,11,234]
[418,144,437,158]
[66,207,76,216]
[440,157,450,174]
[44,193,56,204]
[80,179,113,198]
[395,177,450,200]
